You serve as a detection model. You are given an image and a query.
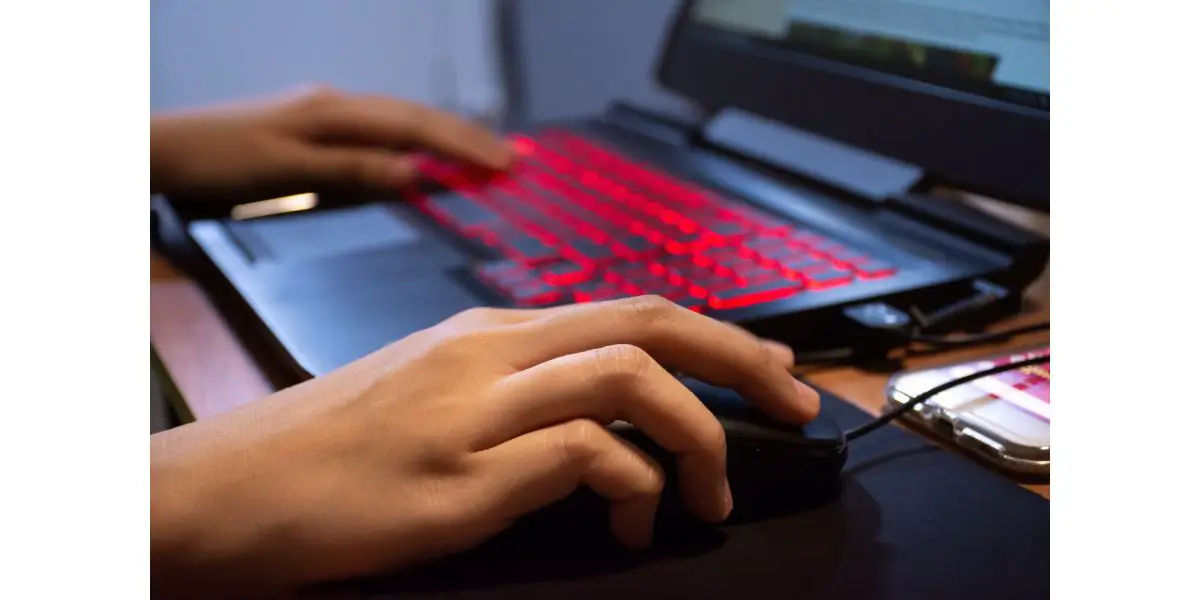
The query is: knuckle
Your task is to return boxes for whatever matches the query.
[754,338,779,372]
[556,419,609,462]
[450,306,501,326]
[618,295,679,327]
[295,83,340,108]
[285,84,344,124]
[635,458,667,497]
[423,330,490,362]
[589,344,654,386]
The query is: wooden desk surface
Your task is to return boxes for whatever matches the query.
[150,195,1048,499]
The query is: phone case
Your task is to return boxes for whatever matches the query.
[885,345,1049,476]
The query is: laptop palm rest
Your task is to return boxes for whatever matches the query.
[214,203,487,377]
[225,204,432,265]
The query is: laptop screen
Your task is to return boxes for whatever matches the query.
[690,0,1049,111]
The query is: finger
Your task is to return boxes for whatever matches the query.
[438,305,578,330]
[474,419,665,548]
[293,147,420,189]
[723,322,794,367]
[438,307,794,369]
[493,296,820,423]
[316,94,514,170]
[487,345,731,522]
[763,339,794,367]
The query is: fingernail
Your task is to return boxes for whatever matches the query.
[794,379,821,418]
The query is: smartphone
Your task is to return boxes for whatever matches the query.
[885,345,1049,477]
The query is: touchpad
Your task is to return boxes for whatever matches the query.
[227,204,423,263]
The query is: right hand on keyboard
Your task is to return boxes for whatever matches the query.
[150,296,819,598]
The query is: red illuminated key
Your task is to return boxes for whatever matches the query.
[455,131,902,313]
[806,268,855,290]
[511,284,562,306]
[540,262,592,286]
[491,227,559,264]
[854,260,898,279]
[572,280,623,302]
[707,280,803,311]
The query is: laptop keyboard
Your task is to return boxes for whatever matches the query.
[410,130,898,313]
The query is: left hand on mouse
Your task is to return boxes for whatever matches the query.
[150,297,818,598]
[150,85,514,200]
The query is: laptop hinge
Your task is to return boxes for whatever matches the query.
[886,191,1048,262]
[698,108,924,203]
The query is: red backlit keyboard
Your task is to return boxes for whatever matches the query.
[409,130,897,313]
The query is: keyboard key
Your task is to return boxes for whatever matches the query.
[673,295,709,311]
[758,246,798,260]
[572,279,624,301]
[476,261,530,286]
[492,228,559,263]
[726,257,761,272]
[739,267,782,286]
[805,239,846,255]
[540,262,592,286]
[707,280,803,311]
[430,130,900,314]
[785,231,827,248]
[854,260,897,278]
[705,221,752,236]
[615,236,658,254]
[510,284,562,306]
[425,194,502,230]
[634,278,688,299]
[806,268,855,289]
[743,237,787,249]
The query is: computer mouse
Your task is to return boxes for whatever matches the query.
[519,377,848,540]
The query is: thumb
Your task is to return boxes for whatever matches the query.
[297,148,419,190]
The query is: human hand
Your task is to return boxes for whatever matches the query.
[150,85,514,200]
[150,297,818,598]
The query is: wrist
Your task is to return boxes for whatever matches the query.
[150,427,295,598]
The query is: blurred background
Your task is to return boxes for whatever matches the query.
[151,0,702,125]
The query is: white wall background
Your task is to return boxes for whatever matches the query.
[151,0,697,125]
[507,0,700,123]
[150,0,505,122]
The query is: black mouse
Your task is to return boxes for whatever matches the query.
[519,377,848,541]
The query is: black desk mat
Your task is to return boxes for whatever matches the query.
[340,389,1049,600]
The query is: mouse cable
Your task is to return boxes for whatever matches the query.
[905,321,1049,348]
[791,321,1048,368]
[843,354,1050,442]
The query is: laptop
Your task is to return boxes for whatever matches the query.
[173,0,1049,381]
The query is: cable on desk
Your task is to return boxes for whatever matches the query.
[906,321,1049,348]
[844,354,1050,442]
[790,294,1048,369]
